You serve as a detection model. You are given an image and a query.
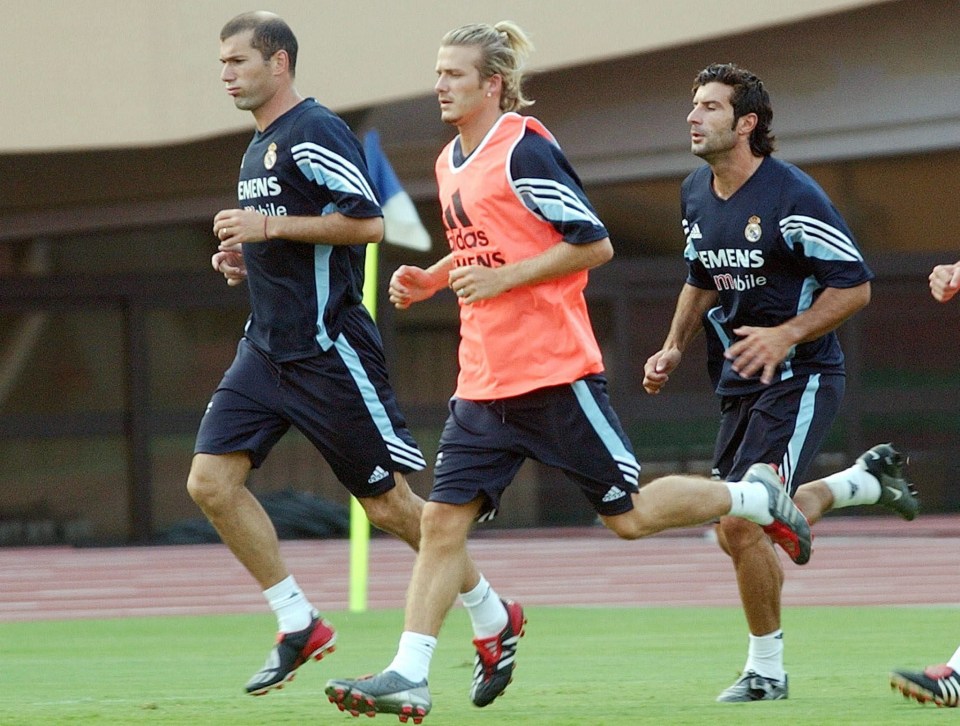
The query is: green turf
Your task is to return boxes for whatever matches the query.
[1,606,957,724]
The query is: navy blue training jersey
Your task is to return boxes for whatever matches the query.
[681,156,874,396]
[237,98,382,361]
[452,128,608,244]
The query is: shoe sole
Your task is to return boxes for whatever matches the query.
[716,692,788,702]
[248,635,337,696]
[326,684,430,723]
[890,673,957,707]
[880,485,919,521]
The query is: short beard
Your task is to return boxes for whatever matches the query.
[233,96,260,112]
[692,131,736,163]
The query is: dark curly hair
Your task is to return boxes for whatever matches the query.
[692,63,775,156]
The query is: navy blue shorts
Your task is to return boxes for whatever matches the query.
[430,375,641,521]
[194,310,425,498]
[712,372,844,494]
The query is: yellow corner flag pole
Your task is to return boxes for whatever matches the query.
[351,128,432,613]
[350,242,378,613]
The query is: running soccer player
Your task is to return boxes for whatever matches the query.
[324,24,814,722]
[889,258,960,708]
[192,11,489,696]
[643,62,919,702]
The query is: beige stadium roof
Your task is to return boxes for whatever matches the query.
[4,0,886,152]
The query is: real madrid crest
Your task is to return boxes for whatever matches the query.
[264,142,277,170]
[744,215,762,243]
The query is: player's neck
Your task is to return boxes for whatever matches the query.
[252,86,304,132]
[710,151,764,200]
[456,107,504,156]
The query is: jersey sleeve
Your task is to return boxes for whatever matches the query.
[780,176,874,288]
[508,130,608,244]
[290,111,383,219]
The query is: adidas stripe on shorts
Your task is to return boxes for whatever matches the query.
[430,374,640,521]
[195,327,425,498]
[712,372,843,494]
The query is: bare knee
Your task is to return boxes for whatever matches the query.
[418,501,476,552]
[186,452,249,510]
[715,515,768,558]
[359,493,393,530]
[601,510,653,540]
[358,474,424,549]
[186,466,216,506]
[420,502,463,540]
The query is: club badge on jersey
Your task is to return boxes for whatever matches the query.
[264,142,277,170]
[744,215,762,242]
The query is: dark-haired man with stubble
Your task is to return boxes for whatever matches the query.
[644,62,918,701]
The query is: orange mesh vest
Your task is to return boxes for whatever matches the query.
[435,113,605,400]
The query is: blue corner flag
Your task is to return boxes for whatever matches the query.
[363,129,432,252]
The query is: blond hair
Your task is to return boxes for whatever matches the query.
[440,21,534,112]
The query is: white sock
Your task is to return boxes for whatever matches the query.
[823,463,881,508]
[947,645,960,671]
[726,481,774,525]
[459,575,508,638]
[743,629,785,682]
[386,631,437,683]
[263,575,314,633]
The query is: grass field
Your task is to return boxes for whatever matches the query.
[1,606,957,725]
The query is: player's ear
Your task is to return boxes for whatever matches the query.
[271,49,290,76]
[737,112,758,137]
[484,73,503,99]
